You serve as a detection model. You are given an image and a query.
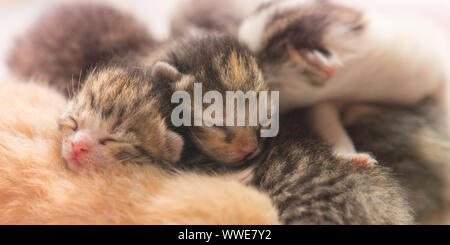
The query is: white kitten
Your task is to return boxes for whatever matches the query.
[239,0,450,166]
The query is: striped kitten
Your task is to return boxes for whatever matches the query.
[148,34,270,170]
[252,109,414,224]
[344,99,450,224]
[58,67,183,171]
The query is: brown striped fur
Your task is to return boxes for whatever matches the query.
[252,109,414,224]
[60,67,183,170]
[150,34,270,169]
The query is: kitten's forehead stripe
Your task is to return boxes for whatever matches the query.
[102,106,114,119]
[89,91,96,111]
[126,127,139,134]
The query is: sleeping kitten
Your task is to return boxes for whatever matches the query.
[239,0,450,167]
[145,34,272,169]
[58,67,184,171]
[8,3,155,96]
[252,108,414,224]
[0,80,279,225]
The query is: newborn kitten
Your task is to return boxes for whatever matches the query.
[8,3,155,96]
[239,0,450,167]
[0,81,279,225]
[58,67,183,171]
[344,99,450,224]
[252,109,414,224]
[147,34,272,169]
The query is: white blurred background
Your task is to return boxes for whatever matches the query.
[0,0,449,79]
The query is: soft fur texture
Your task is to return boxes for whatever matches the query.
[0,81,279,225]
[7,3,156,96]
[238,0,450,165]
[150,34,269,169]
[251,109,414,225]
[344,100,450,224]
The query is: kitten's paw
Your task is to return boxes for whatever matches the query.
[305,49,342,78]
[335,152,377,168]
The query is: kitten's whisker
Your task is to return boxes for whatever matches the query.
[117,153,141,163]
[77,70,83,94]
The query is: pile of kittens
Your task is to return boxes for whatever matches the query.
[1,0,450,224]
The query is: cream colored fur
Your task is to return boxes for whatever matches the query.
[0,80,279,225]
[240,1,450,162]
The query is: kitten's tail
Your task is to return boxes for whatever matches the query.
[7,3,156,97]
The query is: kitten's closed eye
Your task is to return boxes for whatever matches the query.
[99,137,117,145]
[216,126,235,141]
[58,116,78,132]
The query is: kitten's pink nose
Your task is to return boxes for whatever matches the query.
[71,133,94,158]
[237,146,256,159]
[71,141,91,157]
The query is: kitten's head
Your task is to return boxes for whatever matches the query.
[239,0,365,86]
[152,34,270,165]
[59,67,183,170]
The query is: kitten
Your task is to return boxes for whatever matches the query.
[58,66,183,171]
[343,99,450,224]
[251,108,414,224]
[0,80,279,225]
[146,34,272,169]
[239,0,450,167]
[7,3,155,96]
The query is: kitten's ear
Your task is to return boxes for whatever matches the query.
[151,61,182,83]
[163,130,184,163]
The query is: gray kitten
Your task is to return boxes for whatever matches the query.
[251,109,414,225]
[344,99,450,224]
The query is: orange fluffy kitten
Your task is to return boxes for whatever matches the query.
[0,80,279,225]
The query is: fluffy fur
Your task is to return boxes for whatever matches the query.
[251,109,414,224]
[148,34,269,169]
[0,80,280,225]
[239,0,450,165]
[7,3,156,96]
[344,99,450,224]
[59,66,184,171]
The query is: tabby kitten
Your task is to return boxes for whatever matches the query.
[58,67,183,171]
[251,109,414,224]
[147,34,271,169]
[344,99,450,224]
